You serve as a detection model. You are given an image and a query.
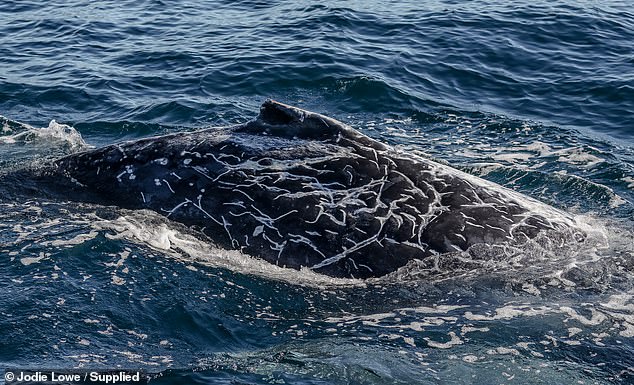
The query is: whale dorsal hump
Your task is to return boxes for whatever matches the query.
[242,99,343,139]
[239,99,388,150]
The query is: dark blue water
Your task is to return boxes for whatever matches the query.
[1,1,633,384]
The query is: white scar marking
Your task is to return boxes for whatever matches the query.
[115,144,126,157]
[221,215,238,247]
[311,234,379,270]
[359,264,373,272]
[163,199,189,217]
[190,196,222,226]
[162,179,175,193]
[253,225,264,237]
[289,234,326,258]
[465,221,485,229]
[193,166,231,183]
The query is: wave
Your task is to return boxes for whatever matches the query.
[0,116,89,171]
[2,1,633,139]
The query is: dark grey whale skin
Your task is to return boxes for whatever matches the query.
[45,100,583,278]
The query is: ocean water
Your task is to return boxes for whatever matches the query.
[1,1,633,384]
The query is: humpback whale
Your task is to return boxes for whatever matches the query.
[41,100,583,278]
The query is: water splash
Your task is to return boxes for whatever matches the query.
[0,117,89,150]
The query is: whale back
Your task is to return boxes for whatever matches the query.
[47,100,583,278]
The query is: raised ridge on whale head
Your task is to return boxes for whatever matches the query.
[241,99,388,150]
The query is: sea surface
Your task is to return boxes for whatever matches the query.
[1,1,633,384]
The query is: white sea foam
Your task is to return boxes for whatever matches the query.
[424,332,463,349]
[20,252,49,266]
[477,141,605,170]
[0,118,89,150]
